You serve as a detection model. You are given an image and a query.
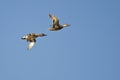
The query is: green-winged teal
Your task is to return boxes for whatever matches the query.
[49,14,70,31]
[21,33,47,50]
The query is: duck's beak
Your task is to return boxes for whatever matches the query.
[21,37,25,40]
[21,35,28,40]
[67,24,71,26]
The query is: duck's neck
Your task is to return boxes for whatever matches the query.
[62,24,69,27]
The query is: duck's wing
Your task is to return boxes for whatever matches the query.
[35,33,47,37]
[49,14,59,27]
[28,39,36,50]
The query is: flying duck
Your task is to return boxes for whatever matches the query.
[21,33,47,50]
[48,14,70,31]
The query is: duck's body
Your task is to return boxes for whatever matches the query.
[21,33,47,50]
[48,25,63,31]
[49,14,70,31]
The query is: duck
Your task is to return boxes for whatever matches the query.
[21,33,47,50]
[48,14,70,31]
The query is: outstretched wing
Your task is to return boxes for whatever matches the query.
[28,39,36,50]
[28,42,35,50]
[36,33,47,37]
[49,14,59,27]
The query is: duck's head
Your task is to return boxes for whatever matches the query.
[62,24,70,27]
[21,35,28,40]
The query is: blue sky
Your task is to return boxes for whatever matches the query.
[0,0,120,80]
